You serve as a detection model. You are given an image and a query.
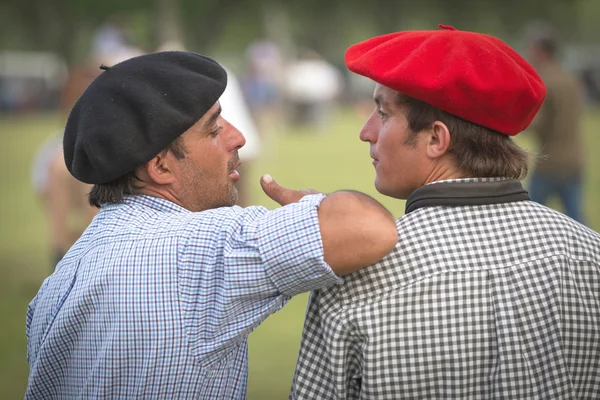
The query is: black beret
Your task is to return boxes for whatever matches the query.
[64,51,227,184]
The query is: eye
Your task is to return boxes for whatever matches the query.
[209,126,223,136]
[377,109,387,119]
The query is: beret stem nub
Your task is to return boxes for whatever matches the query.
[438,24,456,31]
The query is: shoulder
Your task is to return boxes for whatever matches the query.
[180,205,270,234]
[321,201,600,303]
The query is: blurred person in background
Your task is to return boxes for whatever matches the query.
[291,25,600,399]
[282,49,343,128]
[31,60,101,268]
[581,68,600,104]
[31,23,143,269]
[91,15,139,62]
[242,39,284,128]
[31,133,97,267]
[525,23,587,224]
[25,51,398,399]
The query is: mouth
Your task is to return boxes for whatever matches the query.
[229,161,241,181]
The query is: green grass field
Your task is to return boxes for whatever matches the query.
[1,107,599,399]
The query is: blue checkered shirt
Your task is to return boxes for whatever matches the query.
[26,194,341,399]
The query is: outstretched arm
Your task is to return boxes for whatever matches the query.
[260,174,398,275]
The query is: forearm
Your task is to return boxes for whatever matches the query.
[318,190,397,275]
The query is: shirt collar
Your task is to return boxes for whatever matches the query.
[102,194,190,214]
[426,177,509,185]
[405,177,530,214]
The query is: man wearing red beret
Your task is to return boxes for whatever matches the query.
[291,25,600,399]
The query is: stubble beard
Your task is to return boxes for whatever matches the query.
[181,153,241,212]
[225,153,240,206]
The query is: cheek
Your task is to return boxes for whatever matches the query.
[378,137,416,178]
[377,130,401,162]
[196,139,226,170]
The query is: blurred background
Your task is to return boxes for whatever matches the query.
[1,0,599,398]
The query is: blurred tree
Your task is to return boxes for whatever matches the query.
[0,0,150,63]
[180,0,249,52]
[154,0,183,48]
[0,0,594,67]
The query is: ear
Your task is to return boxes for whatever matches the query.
[143,151,177,185]
[425,121,452,159]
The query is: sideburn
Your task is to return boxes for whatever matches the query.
[403,130,421,148]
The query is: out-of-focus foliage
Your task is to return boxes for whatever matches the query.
[0,0,597,66]
[0,0,150,61]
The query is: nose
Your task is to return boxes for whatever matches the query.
[359,112,378,143]
[222,118,246,150]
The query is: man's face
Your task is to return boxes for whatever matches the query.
[359,84,428,199]
[171,102,246,212]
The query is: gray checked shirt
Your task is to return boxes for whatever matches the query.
[291,178,600,399]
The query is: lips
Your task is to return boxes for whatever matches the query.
[228,153,241,174]
[229,159,241,181]
[230,162,241,173]
[370,147,378,161]
[370,152,379,168]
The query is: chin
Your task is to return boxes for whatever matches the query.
[375,182,393,198]
[227,186,239,206]
[375,180,409,200]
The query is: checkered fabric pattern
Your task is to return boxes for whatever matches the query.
[291,178,600,399]
[25,194,341,399]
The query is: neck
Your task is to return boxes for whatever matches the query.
[136,184,189,210]
[423,159,468,185]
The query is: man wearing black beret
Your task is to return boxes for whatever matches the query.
[291,26,600,399]
[24,51,398,399]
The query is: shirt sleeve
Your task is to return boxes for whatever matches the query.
[257,194,342,296]
[26,292,39,366]
[177,194,343,366]
[290,289,362,400]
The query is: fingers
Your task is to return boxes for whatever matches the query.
[260,174,318,206]
[260,174,297,206]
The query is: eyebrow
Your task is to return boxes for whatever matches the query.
[203,105,222,129]
[373,95,389,108]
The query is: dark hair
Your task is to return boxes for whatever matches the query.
[88,135,187,208]
[396,94,530,180]
[535,37,558,58]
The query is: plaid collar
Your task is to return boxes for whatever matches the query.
[101,194,190,214]
[405,178,530,214]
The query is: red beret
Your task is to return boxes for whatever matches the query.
[345,25,546,135]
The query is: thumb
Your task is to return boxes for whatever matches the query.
[260,174,303,206]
